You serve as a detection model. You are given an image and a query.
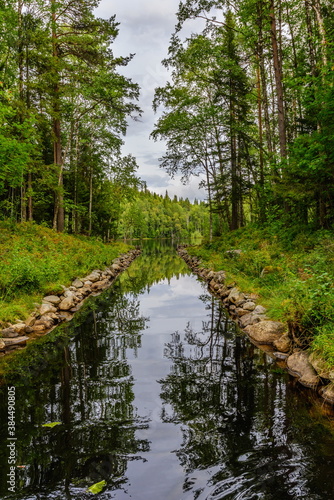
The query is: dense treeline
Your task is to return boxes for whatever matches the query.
[0,0,141,236]
[117,190,210,240]
[2,0,333,240]
[152,0,334,234]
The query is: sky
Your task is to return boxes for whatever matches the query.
[94,0,207,201]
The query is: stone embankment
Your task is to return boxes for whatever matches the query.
[0,249,141,355]
[178,246,334,406]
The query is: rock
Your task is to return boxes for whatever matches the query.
[0,339,5,350]
[43,295,61,305]
[40,303,57,316]
[1,327,19,338]
[72,278,83,288]
[59,296,76,311]
[35,315,54,329]
[215,271,226,284]
[244,320,286,344]
[239,313,263,328]
[50,313,60,323]
[253,305,267,315]
[91,279,109,291]
[210,282,220,291]
[228,288,245,304]
[70,304,84,313]
[63,290,75,298]
[273,351,289,360]
[84,280,93,286]
[273,333,291,353]
[236,308,249,317]
[25,315,36,327]
[287,351,320,388]
[218,286,230,298]
[12,323,27,334]
[3,336,29,346]
[32,324,47,332]
[57,312,73,322]
[319,384,334,404]
[243,301,256,312]
[83,271,101,282]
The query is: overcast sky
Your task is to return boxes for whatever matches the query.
[94,0,207,200]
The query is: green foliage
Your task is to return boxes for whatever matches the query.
[311,325,334,369]
[117,190,210,241]
[188,224,334,356]
[42,422,62,428]
[88,481,107,495]
[0,221,130,322]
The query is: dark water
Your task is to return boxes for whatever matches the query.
[1,241,334,500]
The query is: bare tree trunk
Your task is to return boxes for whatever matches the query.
[205,158,213,241]
[269,0,287,159]
[304,0,316,74]
[89,166,93,236]
[312,0,327,67]
[256,63,266,223]
[51,0,64,232]
[257,1,273,156]
[28,172,33,221]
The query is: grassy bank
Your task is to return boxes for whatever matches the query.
[187,225,334,367]
[0,221,130,324]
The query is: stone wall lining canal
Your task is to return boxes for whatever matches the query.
[1,241,334,500]
[177,245,334,407]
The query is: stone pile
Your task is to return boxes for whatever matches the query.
[178,245,334,406]
[0,249,141,354]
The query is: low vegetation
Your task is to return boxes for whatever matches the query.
[186,225,334,367]
[0,221,130,324]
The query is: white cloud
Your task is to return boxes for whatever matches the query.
[94,0,208,201]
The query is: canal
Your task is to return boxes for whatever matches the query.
[1,241,334,499]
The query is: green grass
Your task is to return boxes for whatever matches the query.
[187,224,334,362]
[0,220,130,324]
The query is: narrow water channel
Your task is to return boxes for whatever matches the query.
[1,241,334,499]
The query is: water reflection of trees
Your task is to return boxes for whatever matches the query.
[119,247,190,296]
[159,294,334,499]
[0,290,150,499]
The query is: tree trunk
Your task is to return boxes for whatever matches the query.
[304,0,316,74]
[51,0,64,232]
[256,62,266,223]
[312,0,327,67]
[28,172,33,221]
[269,0,287,159]
[257,1,273,156]
[89,166,93,236]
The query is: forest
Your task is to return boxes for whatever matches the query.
[152,0,334,237]
[1,0,333,240]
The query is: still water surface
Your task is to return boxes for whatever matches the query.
[1,242,334,499]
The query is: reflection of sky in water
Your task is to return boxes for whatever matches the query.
[2,252,334,500]
[139,275,207,321]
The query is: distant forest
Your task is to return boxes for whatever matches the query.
[0,1,333,239]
